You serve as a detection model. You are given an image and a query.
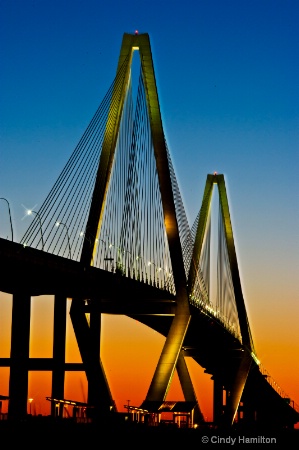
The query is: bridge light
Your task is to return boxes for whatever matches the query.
[56,221,72,258]
[25,208,44,250]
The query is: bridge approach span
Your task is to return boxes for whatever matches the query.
[1,237,298,427]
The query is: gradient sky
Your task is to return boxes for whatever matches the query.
[0,0,298,420]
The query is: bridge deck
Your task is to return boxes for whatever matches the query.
[0,237,298,427]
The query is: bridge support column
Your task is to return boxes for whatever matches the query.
[242,401,256,424]
[88,306,101,406]
[224,354,252,426]
[8,293,31,420]
[70,298,115,416]
[51,294,67,417]
[144,299,190,402]
[241,388,257,426]
[176,351,204,424]
[213,377,224,426]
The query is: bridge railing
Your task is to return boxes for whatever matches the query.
[190,292,299,416]
[259,364,299,413]
[189,294,242,342]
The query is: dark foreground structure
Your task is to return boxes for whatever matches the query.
[1,416,299,449]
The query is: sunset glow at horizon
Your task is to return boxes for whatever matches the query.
[0,292,298,426]
[1,0,298,430]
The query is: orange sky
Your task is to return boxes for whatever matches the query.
[0,291,298,426]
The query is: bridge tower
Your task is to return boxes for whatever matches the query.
[70,32,193,417]
[189,173,255,426]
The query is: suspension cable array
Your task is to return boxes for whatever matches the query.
[20,39,245,337]
[21,55,132,259]
[20,53,195,295]
[5,32,297,427]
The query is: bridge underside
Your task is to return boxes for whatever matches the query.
[132,309,299,429]
[0,238,298,427]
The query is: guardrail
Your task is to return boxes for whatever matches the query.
[259,364,299,413]
[189,294,242,342]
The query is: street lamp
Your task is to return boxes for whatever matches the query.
[79,230,100,266]
[135,255,148,282]
[147,261,155,285]
[96,238,112,270]
[56,221,72,258]
[124,249,134,276]
[147,261,163,287]
[27,209,44,250]
[0,197,14,241]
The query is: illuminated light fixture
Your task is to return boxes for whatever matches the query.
[27,209,44,250]
[56,221,72,258]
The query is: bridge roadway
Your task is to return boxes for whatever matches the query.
[0,237,298,428]
[0,238,175,313]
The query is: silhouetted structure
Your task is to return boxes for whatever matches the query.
[0,32,298,432]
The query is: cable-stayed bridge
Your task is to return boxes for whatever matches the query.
[0,32,298,429]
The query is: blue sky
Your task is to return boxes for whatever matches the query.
[1,0,299,406]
